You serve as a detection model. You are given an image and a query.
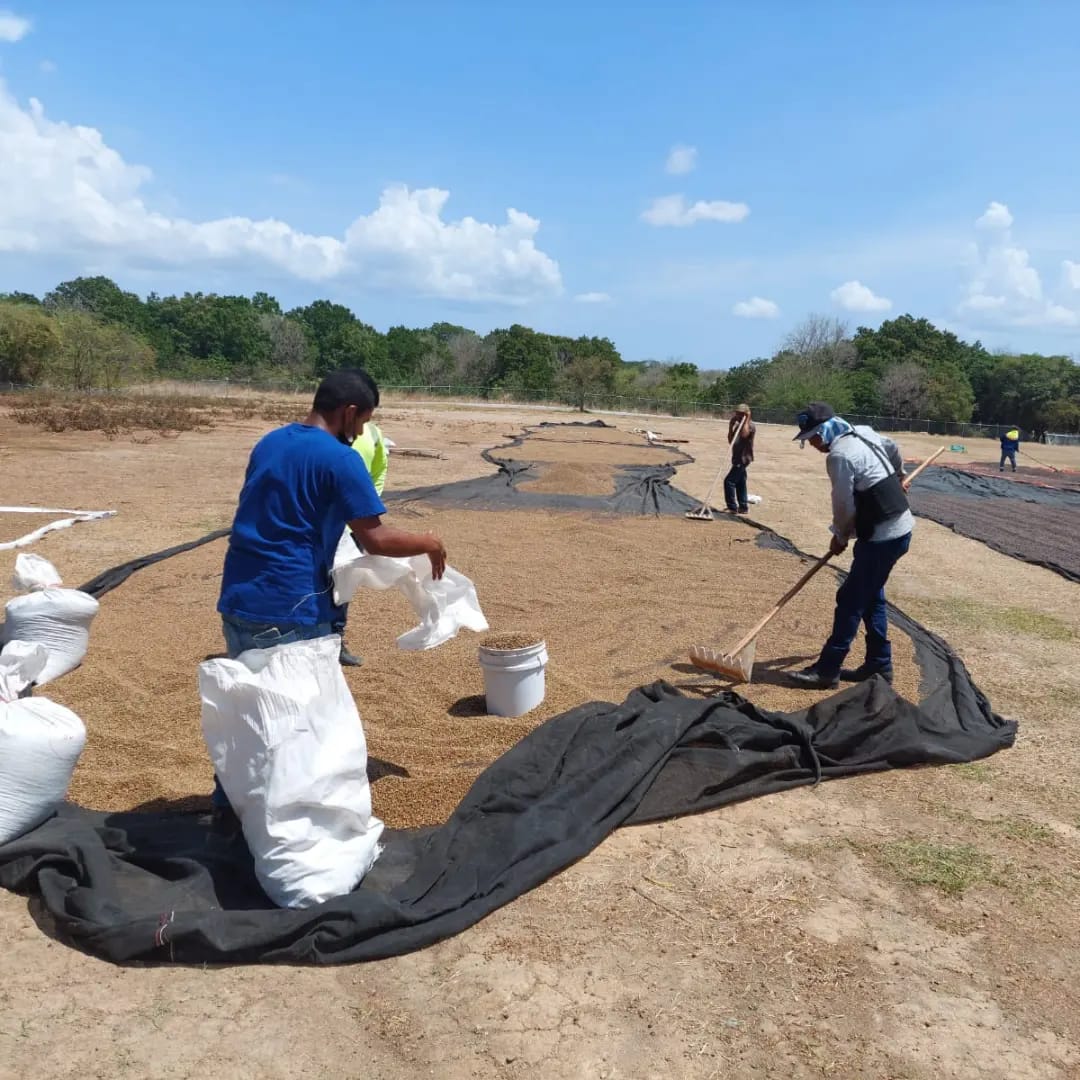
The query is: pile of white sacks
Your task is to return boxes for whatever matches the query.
[0,537,488,911]
[0,554,98,846]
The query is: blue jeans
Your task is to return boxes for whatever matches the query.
[212,616,334,811]
[814,533,911,679]
[724,463,749,512]
[1000,451,1016,471]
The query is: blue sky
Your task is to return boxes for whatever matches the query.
[2,1,1079,369]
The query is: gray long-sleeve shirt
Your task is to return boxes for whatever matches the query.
[826,426,914,543]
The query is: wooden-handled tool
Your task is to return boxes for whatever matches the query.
[902,445,946,488]
[689,553,833,682]
[690,445,945,682]
[685,413,747,522]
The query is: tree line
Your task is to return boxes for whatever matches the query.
[1,276,1077,432]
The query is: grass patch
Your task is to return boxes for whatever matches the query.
[913,596,1074,642]
[877,839,997,895]
[953,762,993,782]
[993,816,1055,843]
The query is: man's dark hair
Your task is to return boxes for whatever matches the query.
[312,368,380,414]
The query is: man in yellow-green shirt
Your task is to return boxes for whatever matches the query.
[333,420,389,665]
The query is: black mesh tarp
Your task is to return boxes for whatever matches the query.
[0,639,1013,965]
[908,466,1080,583]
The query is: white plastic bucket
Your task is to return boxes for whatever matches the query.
[478,640,548,717]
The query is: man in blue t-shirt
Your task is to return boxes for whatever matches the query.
[213,368,446,821]
[219,367,445,648]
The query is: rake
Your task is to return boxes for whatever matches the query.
[1019,448,1062,474]
[685,415,746,521]
[689,446,946,681]
[689,553,833,682]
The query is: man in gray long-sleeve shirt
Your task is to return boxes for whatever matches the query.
[788,403,914,690]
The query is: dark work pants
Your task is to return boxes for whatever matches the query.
[814,532,912,678]
[999,451,1016,471]
[723,463,749,512]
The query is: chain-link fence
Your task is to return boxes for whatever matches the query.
[0,378,1057,441]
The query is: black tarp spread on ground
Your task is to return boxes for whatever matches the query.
[0,671,1014,966]
[908,466,1080,584]
[389,420,703,517]
[0,422,1016,965]
[911,465,1080,508]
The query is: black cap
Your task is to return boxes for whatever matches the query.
[793,402,835,442]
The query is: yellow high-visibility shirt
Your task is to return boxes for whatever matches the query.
[351,422,388,496]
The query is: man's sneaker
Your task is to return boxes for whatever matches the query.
[840,664,894,685]
[787,666,840,690]
[339,646,363,668]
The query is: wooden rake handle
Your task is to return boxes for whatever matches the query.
[730,553,833,656]
[903,446,946,487]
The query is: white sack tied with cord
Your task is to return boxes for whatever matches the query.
[0,640,87,845]
[3,554,99,685]
[331,532,488,651]
[199,635,384,909]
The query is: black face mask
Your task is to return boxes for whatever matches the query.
[337,408,356,446]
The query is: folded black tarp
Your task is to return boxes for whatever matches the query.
[0,665,1014,966]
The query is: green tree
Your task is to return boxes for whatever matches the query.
[44,276,146,333]
[980,354,1074,430]
[258,313,315,378]
[287,301,390,379]
[557,353,618,411]
[723,357,771,406]
[0,302,60,384]
[489,324,557,396]
[52,310,155,389]
[250,291,282,316]
[758,356,855,415]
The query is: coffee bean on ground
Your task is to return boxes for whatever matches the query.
[480,632,544,650]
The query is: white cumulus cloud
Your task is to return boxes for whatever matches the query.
[732,296,779,319]
[0,9,30,42]
[830,280,891,313]
[976,201,1014,230]
[0,78,562,303]
[664,144,697,175]
[959,204,1080,329]
[574,291,612,303]
[641,194,749,227]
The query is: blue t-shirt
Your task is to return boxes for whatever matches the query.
[219,424,386,626]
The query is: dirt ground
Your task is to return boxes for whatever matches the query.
[2,400,1080,1079]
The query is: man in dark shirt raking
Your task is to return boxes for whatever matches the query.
[214,367,446,820]
[724,403,755,514]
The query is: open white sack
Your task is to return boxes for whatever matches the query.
[3,554,99,685]
[332,533,488,651]
[0,640,87,845]
[199,635,384,909]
